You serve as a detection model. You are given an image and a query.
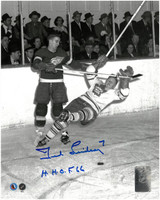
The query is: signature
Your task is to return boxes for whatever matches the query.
[70,140,105,155]
[41,165,85,178]
[36,140,105,160]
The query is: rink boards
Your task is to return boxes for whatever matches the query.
[1,58,159,128]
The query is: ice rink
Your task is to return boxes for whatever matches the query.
[1,109,159,200]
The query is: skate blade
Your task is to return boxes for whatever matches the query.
[34,135,44,146]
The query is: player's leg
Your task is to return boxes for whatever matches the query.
[51,82,68,119]
[36,110,71,147]
[51,102,63,120]
[36,98,95,147]
[34,82,50,145]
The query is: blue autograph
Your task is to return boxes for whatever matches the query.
[69,140,105,155]
[36,140,105,160]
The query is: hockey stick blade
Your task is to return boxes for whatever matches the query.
[131,74,143,79]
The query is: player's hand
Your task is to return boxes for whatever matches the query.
[119,66,134,77]
[93,55,108,69]
[45,63,57,73]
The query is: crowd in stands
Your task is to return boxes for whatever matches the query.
[1,10,159,67]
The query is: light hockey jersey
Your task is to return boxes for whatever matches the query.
[80,77,129,114]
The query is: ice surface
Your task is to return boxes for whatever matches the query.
[1,109,159,199]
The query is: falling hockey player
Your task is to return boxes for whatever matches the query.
[36,59,134,147]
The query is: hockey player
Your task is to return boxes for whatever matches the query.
[36,62,134,147]
[32,34,82,144]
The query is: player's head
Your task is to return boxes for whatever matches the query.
[105,76,118,90]
[48,34,61,49]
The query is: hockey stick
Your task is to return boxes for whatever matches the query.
[106,0,146,57]
[56,68,142,79]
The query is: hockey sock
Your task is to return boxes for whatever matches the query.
[45,119,70,141]
[70,107,94,122]
[61,131,68,136]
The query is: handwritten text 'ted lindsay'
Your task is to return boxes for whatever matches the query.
[36,140,105,160]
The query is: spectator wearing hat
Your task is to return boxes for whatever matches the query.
[75,41,98,60]
[137,11,152,55]
[82,13,96,40]
[25,11,47,44]
[154,11,159,45]
[94,13,111,40]
[120,11,137,54]
[53,16,69,51]
[108,12,120,36]
[1,35,10,65]
[25,45,35,64]
[1,13,14,41]
[71,11,85,45]
[4,44,21,65]
[13,15,31,43]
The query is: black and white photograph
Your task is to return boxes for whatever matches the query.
[1,0,159,199]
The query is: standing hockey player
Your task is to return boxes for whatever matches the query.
[36,63,134,147]
[32,34,81,144]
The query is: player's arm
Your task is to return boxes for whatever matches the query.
[32,56,56,72]
[84,65,97,88]
[84,55,108,88]
[116,66,134,100]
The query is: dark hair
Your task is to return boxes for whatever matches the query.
[47,34,61,41]
[86,34,95,41]
[93,41,100,47]
[1,34,9,40]
[84,41,94,47]
[33,37,41,42]
[54,16,64,26]
[127,43,134,48]
[100,34,110,42]
[107,75,118,84]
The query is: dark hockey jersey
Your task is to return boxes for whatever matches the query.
[33,47,69,80]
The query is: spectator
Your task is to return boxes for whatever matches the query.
[24,38,30,50]
[94,13,111,39]
[110,34,122,57]
[99,34,112,55]
[120,11,137,53]
[93,41,101,56]
[32,37,42,53]
[85,35,95,44]
[53,16,69,51]
[131,34,140,56]
[71,11,85,45]
[82,13,96,40]
[72,37,81,59]
[122,43,137,58]
[154,11,159,45]
[25,45,34,64]
[13,15,31,43]
[146,38,159,57]
[6,44,21,65]
[25,11,47,44]
[1,35,10,65]
[1,13,14,41]
[41,16,53,35]
[108,12,120,36]
[75,41,98,60]
[137,11,152,55]
[41,16,54,46]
